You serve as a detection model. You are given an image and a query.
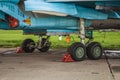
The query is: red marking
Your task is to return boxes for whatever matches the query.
[16,47,23,53]
[9,16,19,28]
[62,54,74,62]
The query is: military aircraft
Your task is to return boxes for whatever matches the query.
[0,0,120,61]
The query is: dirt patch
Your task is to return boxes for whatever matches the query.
[112,66,120,73]
[0,61,2,64]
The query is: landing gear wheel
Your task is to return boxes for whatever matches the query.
[38,38,51,52]
[86,42,103,60]
[67,42,86,61]
[22,39,35,53]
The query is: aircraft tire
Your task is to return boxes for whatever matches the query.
[22,39,35,53]
[86,42,103,60]
[67,42,86,61]
[38,38,51,52]
[39,46,50,52]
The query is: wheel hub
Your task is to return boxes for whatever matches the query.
[93,46,101,57]
[75,47,84,58]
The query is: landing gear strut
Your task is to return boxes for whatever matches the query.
[37,36,51,52]
[67,19,103,61]
[67,19,86,61]
[21,36,51,53]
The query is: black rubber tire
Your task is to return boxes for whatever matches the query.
[22,39,35,53]
[67,42,86,61]
[38,38,51,52]
[86,42,103,60]
[39,46,50,52]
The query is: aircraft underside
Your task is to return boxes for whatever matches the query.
[0,0,120,61]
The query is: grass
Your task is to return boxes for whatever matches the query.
[0,30,120,49]
[93,31,120,49]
